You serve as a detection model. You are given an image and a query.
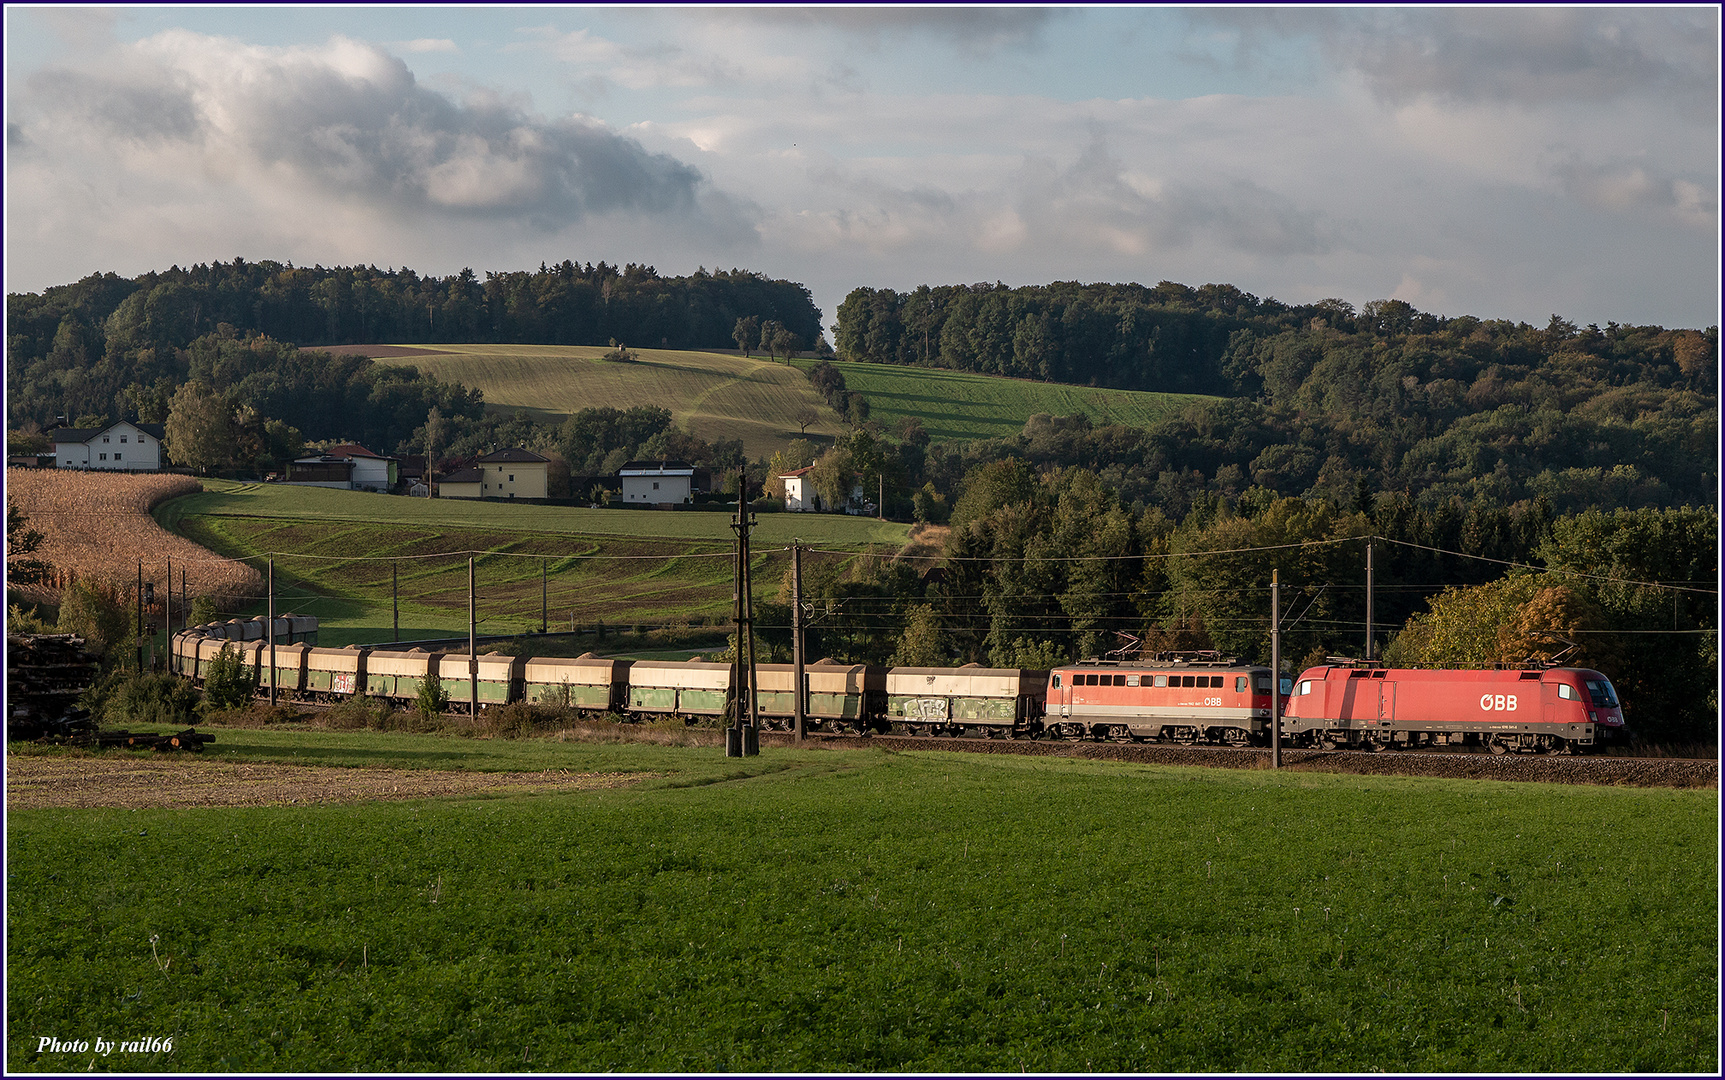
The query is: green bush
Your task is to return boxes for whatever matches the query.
[325,697,394,730]
[202,643,257,710]
[104,672,202,726]
[414,674,449,720]
[483,702,571,738]
[55,581,129,659]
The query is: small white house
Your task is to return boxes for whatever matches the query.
[781,465,817,511]
[619,460,695,507]
[51,421,165,471]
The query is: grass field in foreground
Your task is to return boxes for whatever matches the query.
[156,481,899,645]
[6,733,1716,1073]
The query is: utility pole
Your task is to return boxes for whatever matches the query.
[792,542,805,746]
[1365,537,1375,661]
[136,561,144,673]
[541,559,548,634]
[1271,569,1282,771]
[726,467,760,757]
[468,557,478,718]
[268,558,276,706]
[164,556,172,654]
[393,560,399,643]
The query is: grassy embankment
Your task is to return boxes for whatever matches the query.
[6,731,1716,1073]
[358,344,1218,451]
[156,480,909,649]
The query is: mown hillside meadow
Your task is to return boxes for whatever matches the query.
[6,733,1716,1073]
[349,345,1216,455]
[357,344,848,459]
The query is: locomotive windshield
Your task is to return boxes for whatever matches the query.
[1585,678,1620,709]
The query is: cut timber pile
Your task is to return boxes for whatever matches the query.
[5,633,99,742]
[5,633,215,752]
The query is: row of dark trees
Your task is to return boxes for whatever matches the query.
[6,257,829,468]
[760,464,1715,745]
[835,283,1716,515]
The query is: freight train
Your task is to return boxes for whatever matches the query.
[171,618,1626,753]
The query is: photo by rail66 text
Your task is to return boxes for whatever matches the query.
[34,1035,173,1057]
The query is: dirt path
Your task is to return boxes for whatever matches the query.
[5,756,651,810]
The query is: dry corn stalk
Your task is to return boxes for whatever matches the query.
[6,470,263,608]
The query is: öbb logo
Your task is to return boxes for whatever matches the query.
[1479,693,1518,712]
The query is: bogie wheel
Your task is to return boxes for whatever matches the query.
[1488,739,1508,755]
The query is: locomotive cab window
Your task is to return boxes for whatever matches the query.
[1255,676,1271,692]
[1297,680,1313,695]
[1558,683,1578,700]
[1051,673,1062,688]
[1586,679,1620,708]
[1235,676,1248,693]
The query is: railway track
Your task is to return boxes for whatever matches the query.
[781,730,1717,788]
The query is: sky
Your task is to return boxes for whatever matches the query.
[5,5,1720,335]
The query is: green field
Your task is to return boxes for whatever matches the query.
[158,481,907,644]
[800,357,1220,443]
[358,343,1219,451]
[6,731,1716,1073]
[365,344,846,458]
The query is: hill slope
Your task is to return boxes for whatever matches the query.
[353,344,1221,454]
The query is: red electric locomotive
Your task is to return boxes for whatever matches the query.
[1045,652,1286,744]
[1281,664,1627,754]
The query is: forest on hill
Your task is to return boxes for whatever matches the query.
[5,258,822,433]
[836,281,1718,515]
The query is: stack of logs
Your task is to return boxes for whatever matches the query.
[5,634,214,752]
[5,633,100,742]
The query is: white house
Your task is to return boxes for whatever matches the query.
[286,443,396,491]
[323,443,397,491]
[619,460,695,507]
[780,465,817,511]
[51,421,165,471]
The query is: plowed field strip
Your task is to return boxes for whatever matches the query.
[5,757,652,809]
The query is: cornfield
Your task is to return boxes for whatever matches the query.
[5,470,264,609]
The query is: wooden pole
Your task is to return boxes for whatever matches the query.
[136,561,144,673]
[393,560,399,643]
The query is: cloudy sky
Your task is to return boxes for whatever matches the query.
[6,5,1719,333]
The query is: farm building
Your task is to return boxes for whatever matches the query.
[435,466,484,499]
[49,421,165,471]
[619,460,695,507]
[287,443,397,491]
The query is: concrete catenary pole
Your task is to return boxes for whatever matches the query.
[268,558,276,706]
[1271,569,1282,771]
[793,542,805,746]
[468,557,478,717]
[1365,537,1375,662]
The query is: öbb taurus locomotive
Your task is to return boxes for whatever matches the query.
[1282,663,1627,754]
[172,618,1628,752]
